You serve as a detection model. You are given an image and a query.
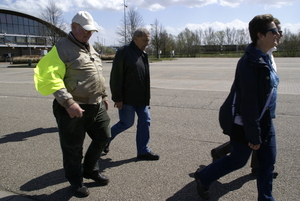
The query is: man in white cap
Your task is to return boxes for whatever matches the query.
[34,11,110,197]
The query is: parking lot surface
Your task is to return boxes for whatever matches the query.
[0,58,299,200]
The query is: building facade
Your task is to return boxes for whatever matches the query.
[0,8,67,61]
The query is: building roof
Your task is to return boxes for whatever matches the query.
[0,7,67,37]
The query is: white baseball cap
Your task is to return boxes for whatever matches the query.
[72,11,98,32]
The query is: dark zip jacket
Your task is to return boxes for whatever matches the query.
[110,41,150,106]
[219,43,272,145]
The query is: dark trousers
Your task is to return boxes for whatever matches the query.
[53,100,111,188]
[213,141,258,170]
[199,124,276,200]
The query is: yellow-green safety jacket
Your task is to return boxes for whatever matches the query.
[34,32,107,108]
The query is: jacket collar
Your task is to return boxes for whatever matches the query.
[68,32,90,51]
[129,41,147,56]
[246,43,268,68]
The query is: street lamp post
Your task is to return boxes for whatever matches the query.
[124,0,127,45]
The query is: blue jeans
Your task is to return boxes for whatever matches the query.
[199,123,276,201]
[110,104,151,155]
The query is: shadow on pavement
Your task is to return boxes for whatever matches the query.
[166,166,256,201]
[20,169,66,191]
[18,156,137,201]
[28,186,74,201]
[0,127,58,144]
[98,157,138,172]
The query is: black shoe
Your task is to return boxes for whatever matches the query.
[73,184,89,197]
[103,142,110,153]
[194,171,209,200]
[137,151,159,160]
[83,171,109,185]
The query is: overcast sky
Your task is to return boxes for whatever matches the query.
[1,0,299,46]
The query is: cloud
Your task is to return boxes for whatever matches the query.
[149,4,165,11]
[184,19,248,33]
[138,0,218,9]
[246,0,294,8]
[1,0,298,13]
[71,0,125,11]
[128,0,297,9]
[284,23,300,33]
[219,0,243,7]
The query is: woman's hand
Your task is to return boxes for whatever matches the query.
[248,142,260,150]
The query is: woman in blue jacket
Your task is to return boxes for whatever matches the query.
[194,14,280,201]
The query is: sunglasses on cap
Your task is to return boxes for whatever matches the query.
[264,28,280,35]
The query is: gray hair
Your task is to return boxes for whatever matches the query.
[132,28,150,39]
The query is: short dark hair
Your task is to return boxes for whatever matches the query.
[249,14,275,45]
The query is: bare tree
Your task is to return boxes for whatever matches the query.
[203,27,216,45]
[127,7,144,40]
[215,30,226,46]
[195,28,203,45]
[150,19,163,59]
[236,28,250,49]
[224,27,236,45]
[171,26,299,57]
[40,0,67,46]
[116,7,144,45]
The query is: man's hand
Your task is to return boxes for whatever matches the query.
[248,142,260,150]
[66,102,85,118]
[114,102,123,110]
[103,100,109,110]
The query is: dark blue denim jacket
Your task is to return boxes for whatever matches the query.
[219,43,279,145]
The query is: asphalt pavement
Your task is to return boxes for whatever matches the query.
[0,58,299,201]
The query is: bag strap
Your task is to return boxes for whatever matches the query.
[232,88,274,121]
[258,88,274,120]
[232,92,236,118]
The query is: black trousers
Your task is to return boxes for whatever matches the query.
[53,99,111,188]
[213,141,258,169]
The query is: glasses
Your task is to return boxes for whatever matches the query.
[78,24,95,34]
[82,29,96,34]
[264,28,279,35]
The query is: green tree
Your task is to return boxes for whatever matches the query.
[280,29,300,57]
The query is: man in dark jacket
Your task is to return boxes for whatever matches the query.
[106,28,159,160]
